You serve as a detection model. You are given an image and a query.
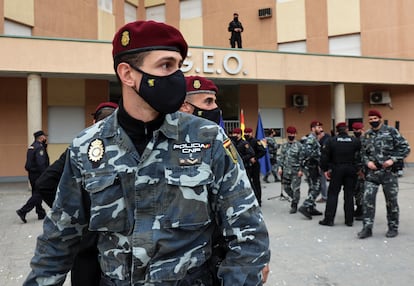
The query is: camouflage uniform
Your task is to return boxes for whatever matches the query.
[263,136,279,182]
[361,124,410,232]
[24,111,270,286]
[278,140,303,206]
[300,133,321,208]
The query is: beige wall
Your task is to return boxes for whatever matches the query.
[305,0,328,53]
[180,17,203,46]
[327,0,360,36]
[277,0,306,43]
[4,0,34,26]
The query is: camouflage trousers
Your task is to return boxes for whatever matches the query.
[301,166,321,208]
[363,169,399,230]
[354,177,365,207]
[282,172,302,204]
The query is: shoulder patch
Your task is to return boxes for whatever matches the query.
[223,138,238,164]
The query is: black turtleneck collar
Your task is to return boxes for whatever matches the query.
[117,99,165,155]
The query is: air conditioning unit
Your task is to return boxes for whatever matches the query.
[292,94,308,108]
[370,91,391,104]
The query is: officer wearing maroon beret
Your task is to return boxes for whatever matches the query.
[24,21,270,286]
[278,126,304,214]
[180,75,221,124]
[243,127,266,206]
[358,109,410,239]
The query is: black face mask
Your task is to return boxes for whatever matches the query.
[234,17,239,22]
[187,103,222,124]
[130,64,186,114]
[354,131,362,138]
[369,121,381,129]
[288,136,295,141]
[244,135,251,140]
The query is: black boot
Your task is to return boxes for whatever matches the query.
[16,209,27,223]
[385,228,398,238]
[309,207,323,216]
[289,203,297,214]
[319,218,334,226]
[298,206,312,219]
[358,227,372,239]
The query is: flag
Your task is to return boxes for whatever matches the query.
[240,109,245,139]
[256,113,272,176]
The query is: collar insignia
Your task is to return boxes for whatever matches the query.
[88,139,105,163]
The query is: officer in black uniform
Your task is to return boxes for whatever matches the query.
[16,130,50,223]
[244,127,266,206]
[319,122,361,227]
[228,12,244,48]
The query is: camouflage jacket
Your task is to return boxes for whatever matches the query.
[361,124,410,166]
[24,111,270,286]
[300,133,321,169]
[279,140,303,175]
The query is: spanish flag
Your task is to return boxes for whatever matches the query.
[240,109,245,139]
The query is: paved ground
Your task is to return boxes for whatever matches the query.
[1,169,414,285]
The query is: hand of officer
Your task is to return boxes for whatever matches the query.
[262,264,270,283]
[367,161,378,170]
[382,159,394,169]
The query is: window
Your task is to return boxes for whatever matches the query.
[329,34,361,56]
[180,0,202,19]
[124,1,137,23]
[146,5,165,22]
[278,40,307,53]
[4,19,32,36]
[98,0,113,14]
[48,107,85,144]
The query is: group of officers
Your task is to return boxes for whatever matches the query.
[277,111,410,239]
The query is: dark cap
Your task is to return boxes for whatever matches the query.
[92,102,119,117]
[368,109,382,118]
[33,130,46,138]
[232,128,242,134]
[352,122,364,130]
[112,20,188,63]
[245,127,253,133]
[286,126,297,134]
[310,120,323,128]
[185,76,218,96]
[336,122,347,129]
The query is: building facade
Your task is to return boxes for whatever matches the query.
[0,0,413,180]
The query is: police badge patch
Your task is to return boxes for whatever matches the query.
[88,139,105,163]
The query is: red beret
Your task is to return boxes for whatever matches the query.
[286,126,297,134]
[93,102,118,116]
[352,122,364,130]
[368,109,382,118]
[112,21,188,62]
[185,76,218,95]
[245,127,253,133]
[232,128,242,134]
[310,120,323,128]
[336,122,347,129]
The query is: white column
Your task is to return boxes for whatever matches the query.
[27,74,42,145]
[333,83,346,124]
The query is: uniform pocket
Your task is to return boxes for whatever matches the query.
[162,164,214,229]
[83,171,134,234]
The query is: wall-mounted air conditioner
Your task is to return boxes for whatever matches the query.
[370,91,391,104]
[292,94,308,108]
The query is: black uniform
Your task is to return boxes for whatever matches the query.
[19,140,50,218]
[320,131,361,226]
[245,136,266,206]
[228,18,244,48]
[231,136,256,190]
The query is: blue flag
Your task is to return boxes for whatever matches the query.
[256,113,272,176]
[219,114,226,132]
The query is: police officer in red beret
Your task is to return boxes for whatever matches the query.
[351,121,365,220]
[24,21,270,286]
[358,109,410,239]
[319,122,361,227]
